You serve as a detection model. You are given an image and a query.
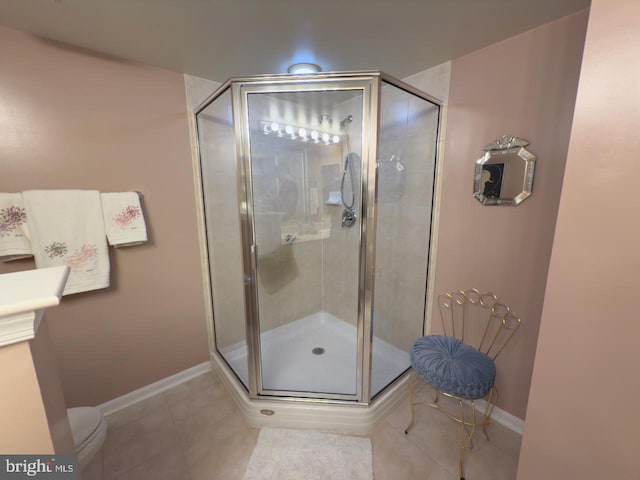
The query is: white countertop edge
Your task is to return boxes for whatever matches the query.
[0,266,70,318]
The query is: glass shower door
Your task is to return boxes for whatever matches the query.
[370,81,439,397]
[197,88,250,388]
[244,87,364,398]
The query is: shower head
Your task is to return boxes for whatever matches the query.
[340,115,353,130]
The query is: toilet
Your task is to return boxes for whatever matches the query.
[67,407,107,469]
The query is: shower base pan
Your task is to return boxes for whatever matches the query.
[213,311,412,434]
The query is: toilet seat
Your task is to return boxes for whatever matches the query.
[67,407,107,469]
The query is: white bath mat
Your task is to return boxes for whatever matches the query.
[243,428,373,480]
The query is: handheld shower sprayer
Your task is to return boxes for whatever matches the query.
[340,115,357,228]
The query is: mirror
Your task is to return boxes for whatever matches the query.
[473,135,536,206]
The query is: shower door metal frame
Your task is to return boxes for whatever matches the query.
[233,73,380,403]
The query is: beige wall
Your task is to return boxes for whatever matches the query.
[518,1,640,477]
[30,319,75,454]
[0,341,54,453]
[404,62,451,104]
[434,11,588,419]
[0,27,209,406]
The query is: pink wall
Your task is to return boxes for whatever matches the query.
[518,0,640,477]
[0,27,209,406]
[0,341,54,453]
[435,11,588,419]
[30,319,75,454]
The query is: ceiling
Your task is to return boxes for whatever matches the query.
[0,0,590,83]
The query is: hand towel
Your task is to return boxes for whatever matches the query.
[0,193,33,262]
[100,192,148,247]
[22,190,110,295]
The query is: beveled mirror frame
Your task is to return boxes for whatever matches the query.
[473,135,536,206]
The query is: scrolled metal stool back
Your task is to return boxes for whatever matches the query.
[437,288,521,360]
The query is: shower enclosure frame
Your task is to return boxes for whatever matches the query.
[194,70,443,407]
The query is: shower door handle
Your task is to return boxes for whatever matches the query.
[251,242,258,273]
[245,244,258,285]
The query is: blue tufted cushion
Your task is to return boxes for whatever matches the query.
[410,335,496,399]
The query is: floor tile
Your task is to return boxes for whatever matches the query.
[406,401,465,463]
[471,419,522,458]
[189,425,257,480]
[103,405,180,478]
[105,393,168,432]
[94,369,521,480]
[464,442,519,480]
[80,449,104,480]
[114,449,191,480]
[371,421,455,480]
[168,380,240,467]
[179,409,249,467]
[166,380,233,425]
[164,372,218,406]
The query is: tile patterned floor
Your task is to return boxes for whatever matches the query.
[81,371,521,480]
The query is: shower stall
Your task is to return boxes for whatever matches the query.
[195,71,440,411]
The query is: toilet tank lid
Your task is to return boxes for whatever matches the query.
[67,407,103,449]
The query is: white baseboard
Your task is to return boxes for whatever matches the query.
[465,398,524,435]
[95,359,524,436]
[97,362,211,416]
[479,400,524,435]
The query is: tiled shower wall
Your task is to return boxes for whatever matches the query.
[320,96,363,328]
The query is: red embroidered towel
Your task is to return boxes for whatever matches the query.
[100,192,148,247]
[22,190,110,295]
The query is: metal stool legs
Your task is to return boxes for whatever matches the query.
[404,371,498,480]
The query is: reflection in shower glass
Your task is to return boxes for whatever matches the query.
[247,90,363,395]
[371,81,439,397]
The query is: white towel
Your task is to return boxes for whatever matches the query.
[100,192,148,247]
[0,193,33,262]
[22,190,110,295]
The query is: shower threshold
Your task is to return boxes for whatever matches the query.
[220,311,410,398]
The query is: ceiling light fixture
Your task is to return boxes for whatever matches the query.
[287,63,322,75]
[261,121,340,146]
